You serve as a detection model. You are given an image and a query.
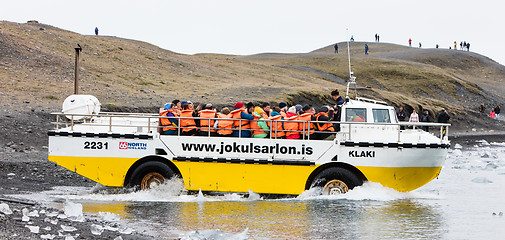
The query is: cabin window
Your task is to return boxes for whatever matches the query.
[372,109,391,123]
[346,108,366,122]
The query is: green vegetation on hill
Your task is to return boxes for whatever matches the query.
[1,21,504,131]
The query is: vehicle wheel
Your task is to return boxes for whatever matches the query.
[129,161,174,190]
[312,168,363,195]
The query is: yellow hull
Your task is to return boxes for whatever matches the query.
[49,155,442,194]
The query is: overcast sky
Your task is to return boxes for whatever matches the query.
[2,0,504,65]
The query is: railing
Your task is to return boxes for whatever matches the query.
[50,112,451,142]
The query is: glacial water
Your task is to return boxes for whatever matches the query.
[11,138,505,239]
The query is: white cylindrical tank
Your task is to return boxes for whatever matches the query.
[62,95,101,120]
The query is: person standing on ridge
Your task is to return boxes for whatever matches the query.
[334,43,338,54]
[408,38,412,47]
[467,42,470,51]
[95,27,99,36]
[419,42,422,48]
[479,103,486,113]
[350,35,355,41]
[365,44,369,55]
[377,34,380,42]
[454,41,457,50]
[375,34,378,42]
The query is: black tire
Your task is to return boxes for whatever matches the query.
[128,161,174,190]
[312,168,363,195]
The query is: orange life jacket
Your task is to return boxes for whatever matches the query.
[217,113,234,135]
[297,113,315,135]
[315,112,335,132]
[231,109,250,130]
[180,110,197,132]
[283,115,300,137]
[198,109,217,132]
[267,115,285,138]
[159,110,178,132]
[250,114,267,136]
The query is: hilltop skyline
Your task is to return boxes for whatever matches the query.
[1,0,503,65]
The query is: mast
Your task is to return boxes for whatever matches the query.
[345,29,357,99]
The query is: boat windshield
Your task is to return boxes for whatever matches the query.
[346,108,366,122]
[372,109,391,123]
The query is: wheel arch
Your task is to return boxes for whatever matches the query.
[123,155,182,187]
[305,161,367,190]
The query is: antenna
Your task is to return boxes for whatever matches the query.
[345,28,357,99]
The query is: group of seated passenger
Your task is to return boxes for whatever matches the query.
[159,100,339,140]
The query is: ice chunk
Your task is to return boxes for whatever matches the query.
[0,203,13,215]
[114,237,123,240]
[50,219,58,225]
[454,143,463,149]
[25,225,40,233]
[64,200,85,222]
[7,173,15,177]
[22,208,29,216]
[104,225,119,231]
[27,210,39,217]
[452,149,463,156]
[91,224,104,235]
[22,215,30,222]
[98,211,120,222]
[61,224,78,232]
[179,229,248,240]
[57,214,67,219]
[118,227,134,235]
[39,209,46,215]
[43,226,52,231]
[481,153,490,158]
[46,211,59,217]
[64,236,75,240]
[471,177,493,183]
[41,234,56,239]
[477,140,490,145]
[247,189,261,201]
[485,163,499,170]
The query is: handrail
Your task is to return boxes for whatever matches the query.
[50,112,451,142]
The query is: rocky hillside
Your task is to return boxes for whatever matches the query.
[1,20,505,134]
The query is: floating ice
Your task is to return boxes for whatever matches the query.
[27,210,39,217]
[7,173,15,176]
[0,203,13,215]
[118,226,134,234]
[452,149,463,156]
[40,234,56,239]
[46,211,59,217]
[64,236,75,240]
[39,209,46,215]
[114,236,123,240]
[484,163,499,170]
[43,226,52,231]
[247,189,261,201]
[477,140,490,146]
[454,143,463,149]
[61,224,78,232]
[57,213,67,219]
[98,211,120,222]
[64,200,85,222]
[491,142,505,146]
[481,153,490,158]
[179,228,248,240]
[472,177,493,183]
[22,215,30,222]
[104,225,119,231]
[25,225,40,233]
[91,224,104,235]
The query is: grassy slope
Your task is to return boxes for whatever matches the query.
[1,21,504,130]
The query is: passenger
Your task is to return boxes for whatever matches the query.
[278,102,288,118]
[295,104,303,115]
[179,101,198,136]
[298,105,315,138]
[250,107,269,138]
[216,107,233,137]
[172,99,181,115]
[261,102,271,118]
[198,104,218,136]
[409,109,419,122]
[420,110,431,132]
[159,103,178,135]
[313,106,335,140]
[231,102,254,137]
[268,109,285,139]
[284,106,300,139]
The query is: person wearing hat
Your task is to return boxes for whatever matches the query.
[250,107,269,138]
[159,103,179,135]
[313,106,335,140]
[284,106,300,139]
[230,102,254,137]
